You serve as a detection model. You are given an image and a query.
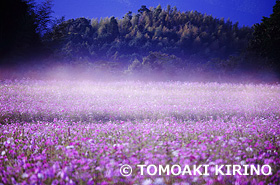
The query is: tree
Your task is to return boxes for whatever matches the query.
[138,5,150,15]
[124,11,132,20]
[91,18,99,32]
[46,4,253,69]
[0,0,53,63]
[34,0,53,36]
[0,0,35,59]
[108,17,119,40]
[250,0,280,73]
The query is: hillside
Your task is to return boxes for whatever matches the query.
[46,5,252,66]
[1,2,279,81]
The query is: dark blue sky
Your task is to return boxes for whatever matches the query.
[37,0,276,26]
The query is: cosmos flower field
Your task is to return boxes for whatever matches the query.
[0,80,280,184]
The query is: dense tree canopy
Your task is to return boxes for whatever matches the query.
[47,5,253,65]
[250,0,280,74]
[0,0,53,64]
[1,2,279,80]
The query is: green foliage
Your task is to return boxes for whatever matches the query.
[1,2,278,79]
[126,52,183,77]
[47,4,253,65]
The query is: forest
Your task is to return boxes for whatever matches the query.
[1,0,280,81]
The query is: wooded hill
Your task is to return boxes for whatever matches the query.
[1,1,280,80]
[47,5,252,64]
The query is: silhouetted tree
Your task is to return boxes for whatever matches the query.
[138,5,150,15]
[249,0,280,74]
[34,0,53,35]
[0,0,53,64]
[108,17,119,40]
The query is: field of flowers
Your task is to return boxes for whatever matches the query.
[0,80,280,184]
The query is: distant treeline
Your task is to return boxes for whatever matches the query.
[47,5,252,62]
[1,1,280,80]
